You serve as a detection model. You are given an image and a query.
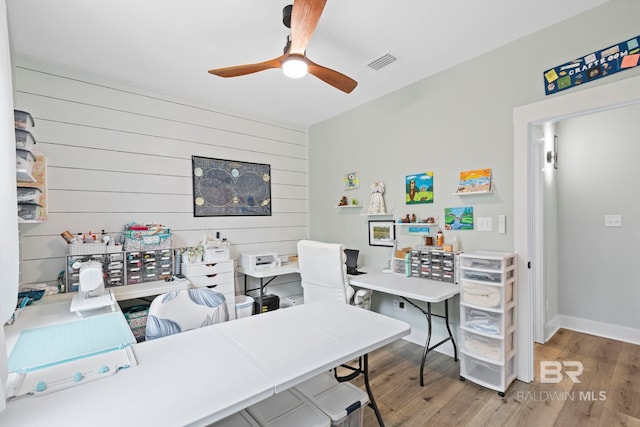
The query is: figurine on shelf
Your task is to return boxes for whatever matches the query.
[338,196,348,206]
[367,181,386,214]
[351,198,358,206]
[411,213,417,223]
[403,214,411,223]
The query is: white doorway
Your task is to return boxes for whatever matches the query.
[513,74,640,383]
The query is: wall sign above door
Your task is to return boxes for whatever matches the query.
[543,35,639,95]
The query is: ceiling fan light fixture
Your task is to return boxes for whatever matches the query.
[282,56,308,79]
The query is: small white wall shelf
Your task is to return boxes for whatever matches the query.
[452,189,494,196]
[336,205,362,209]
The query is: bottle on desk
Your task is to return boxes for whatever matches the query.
[404,252,411,277]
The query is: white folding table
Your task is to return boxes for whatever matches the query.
[1,299,409,427]
[350,270,460,386]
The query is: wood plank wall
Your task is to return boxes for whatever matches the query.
[14,57,308,297]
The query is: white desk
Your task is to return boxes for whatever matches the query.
[350,270,460,386]
[32,278,196,306]
[1,300,409,427]
[238,262,299,307]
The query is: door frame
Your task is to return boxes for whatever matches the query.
[513,74,640,383]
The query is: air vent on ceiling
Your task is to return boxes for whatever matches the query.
[366,53,397,70]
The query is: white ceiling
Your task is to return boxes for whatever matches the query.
[7,0,609,127]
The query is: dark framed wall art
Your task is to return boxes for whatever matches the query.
[192,156,271,217]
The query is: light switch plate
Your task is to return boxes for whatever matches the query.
[477,217,492,231]
[498,215,506,234]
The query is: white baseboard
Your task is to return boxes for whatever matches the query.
[549,314,640,345]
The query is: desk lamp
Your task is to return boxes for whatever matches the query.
[70,260,116,315]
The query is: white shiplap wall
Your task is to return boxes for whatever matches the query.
[14,56,308,297]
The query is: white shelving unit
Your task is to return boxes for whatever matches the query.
[182,259,236,320]
[458,251,516,396]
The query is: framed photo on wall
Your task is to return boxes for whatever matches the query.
[368,220,396,247]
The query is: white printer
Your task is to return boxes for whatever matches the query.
[239,252,279,271]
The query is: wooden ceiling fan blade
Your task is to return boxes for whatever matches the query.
[289,0,327,55]
[307,61,358,94]
[208,55,284,78]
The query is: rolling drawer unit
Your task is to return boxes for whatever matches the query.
[458,251,516,396]
[181,259,236,320]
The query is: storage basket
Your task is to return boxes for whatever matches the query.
[16,148,36,175]
[124,305,149,342]
[67,242,107,255]
[15,129,36,151]
[14,109,34,130]
[17,202,41,221]
[123,228,172,251]
[17,186,42,203]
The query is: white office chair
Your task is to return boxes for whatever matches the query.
[296,239,371,309]
[144,288,229,341]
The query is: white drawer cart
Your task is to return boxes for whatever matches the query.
[182,259,236,320]
[458,251,516,396]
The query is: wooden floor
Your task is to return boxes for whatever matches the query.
[347,329,640,427]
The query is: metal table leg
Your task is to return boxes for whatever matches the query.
[401,297,458,386]
[335,355,385,427]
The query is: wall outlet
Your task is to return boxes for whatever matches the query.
[392,299,406,311]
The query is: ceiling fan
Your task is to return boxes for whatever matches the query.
[208,0,357,94]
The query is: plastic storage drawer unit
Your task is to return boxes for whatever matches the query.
[17,202,41,221]
[14,109,34,130]
[461,329,514,363]
[16,148,36,175]
[460,353,516,393]
[16,186,42,203]
[461,305,514,336]
[460,280,514,311]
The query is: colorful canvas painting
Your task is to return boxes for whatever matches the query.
[406,172,433,204]
[343,172,360,190]
[445,206,474,230]
[456,169,491,193]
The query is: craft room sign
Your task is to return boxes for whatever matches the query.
[543,35,639,95]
